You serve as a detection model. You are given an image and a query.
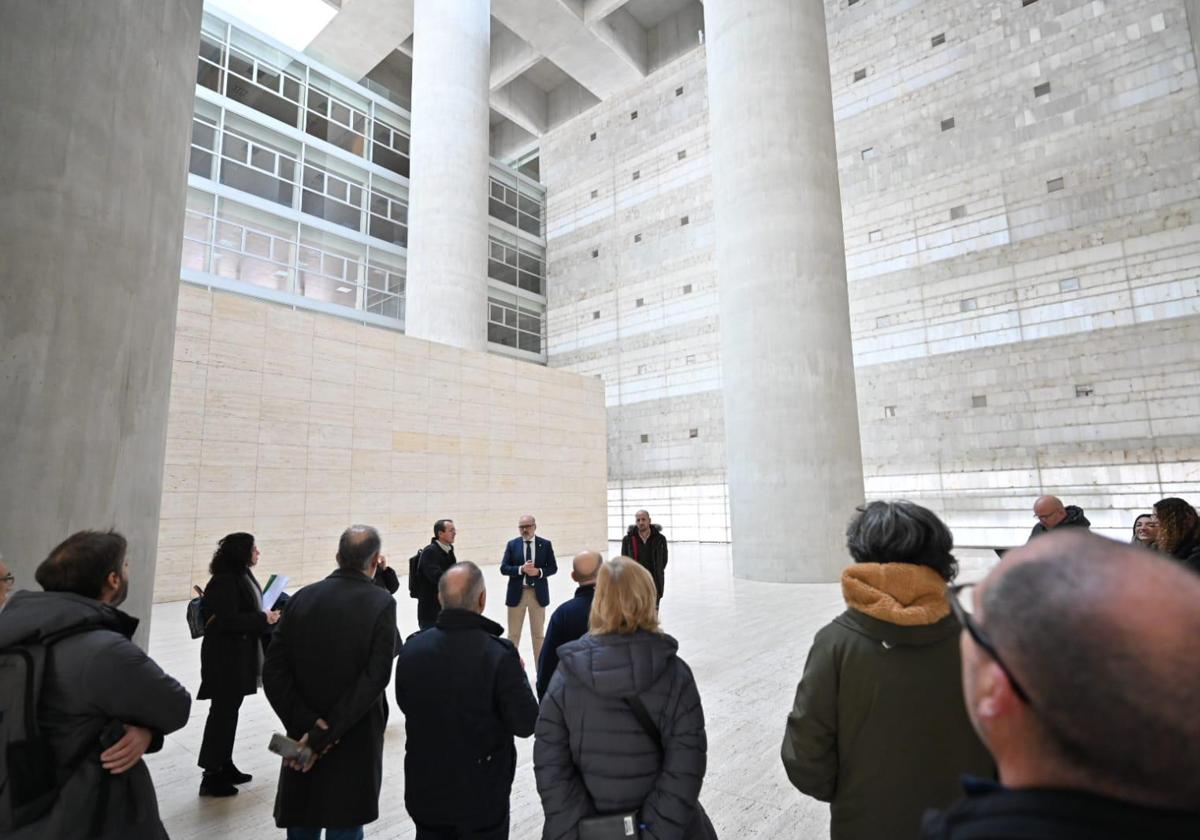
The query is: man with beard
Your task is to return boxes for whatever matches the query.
[0,530,192,839]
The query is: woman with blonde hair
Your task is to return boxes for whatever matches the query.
[534,557,716,839]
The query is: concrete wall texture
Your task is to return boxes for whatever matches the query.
[0,0,203,643]
[154,283,608,603]
[542,0,1200,546]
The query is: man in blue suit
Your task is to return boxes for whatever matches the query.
[500,514,556,663]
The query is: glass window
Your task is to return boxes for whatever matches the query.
[197,33,224,93]
[296,228,365,310]
[306,78,369,157]
[218,126,297,207]
[487,296,543,354]
[225,39,302,127]
[368,185,408,246]
[371,115,410,178]
[189,115,218,179]
[301,158,365,231]
[211,200,297,293]
[365,254,405,320]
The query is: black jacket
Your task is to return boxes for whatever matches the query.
[394,609,538,830]
[621,525,669,600]
[374,564,400,594]
[536,585,595,699]
[0,591,191,840]
[921,777,1200,839]
[1027,505,1090,541]
[263,568,398,829]
[534,630,716,840]
[416,539,456,628]
[199,568,267,699]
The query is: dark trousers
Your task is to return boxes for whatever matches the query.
[417,597,441,630]
[198,693,244,771]
[414,811,509,840]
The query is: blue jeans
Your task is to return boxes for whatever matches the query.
[286,828,363,840]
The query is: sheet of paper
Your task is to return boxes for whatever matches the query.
[262,574,289,611]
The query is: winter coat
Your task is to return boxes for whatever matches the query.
[1027,505,1091,541]
[621,525,668,601]
[263,568,398,829]
[534,630,716,840]
[198,568,267,699]
[782,562,994,840]
[394,609,539,831]
[415,539,456,628]
[536,585,595,700]
[0,590,191,840]
[921,777,1200,839]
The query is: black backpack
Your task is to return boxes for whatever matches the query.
[407,547,425,599]
[0,625,96,830]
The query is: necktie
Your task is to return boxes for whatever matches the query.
[525,541,533,585]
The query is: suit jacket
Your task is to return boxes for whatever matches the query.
[500,535,557,607]
[262,568,398,829]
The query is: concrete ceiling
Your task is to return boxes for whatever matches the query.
[305,0,705,162]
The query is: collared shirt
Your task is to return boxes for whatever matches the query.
[436,540,453,553]
[523,539,538,586]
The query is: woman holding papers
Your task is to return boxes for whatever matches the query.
[197,532,281,797]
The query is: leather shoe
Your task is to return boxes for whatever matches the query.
[199,774,238,797]
[222,763,252,785]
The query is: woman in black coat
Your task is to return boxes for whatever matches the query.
[534,556,716,840]
[198,532,280,796]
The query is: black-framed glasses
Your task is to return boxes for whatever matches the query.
[947,583,1033,706]
[0,573,13,585]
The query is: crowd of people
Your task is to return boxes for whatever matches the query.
[0,498,1198,840]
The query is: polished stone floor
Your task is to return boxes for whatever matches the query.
[145,543,996,839]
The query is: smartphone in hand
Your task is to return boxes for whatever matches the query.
[268,732,312,765]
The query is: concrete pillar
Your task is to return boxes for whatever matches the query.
[705,0,865,582]
[0,0,202,643]
[404,0,492,351]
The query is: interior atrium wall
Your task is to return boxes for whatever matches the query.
[154,283,607,603]
[543,0,1200,546]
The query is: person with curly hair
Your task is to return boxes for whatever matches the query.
[1152,497,1200,573]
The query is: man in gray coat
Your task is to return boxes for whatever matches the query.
[0,530,192,840]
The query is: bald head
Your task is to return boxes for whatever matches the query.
[571,550,603,585]
[438,561,485,613]
[968,530,1200,807]
[1032,495,1067,529]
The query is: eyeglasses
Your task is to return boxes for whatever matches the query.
[0,574,13,585]
[947,583,1033,706]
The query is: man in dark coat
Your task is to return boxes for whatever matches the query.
[535,549,600,699]
[0,530,191,840]
[395,561,539,839]
[1026,495,1090,542]
[416,518,457,629]
[621,510,668,604]
[263,525,398,838]
[922,531,1200,839]
[499,514,557,663]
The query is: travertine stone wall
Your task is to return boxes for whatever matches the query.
[543,0,1200,545]
[154,284,608,602]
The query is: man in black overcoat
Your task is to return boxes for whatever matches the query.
[415,518,457,628]
[263,525,398,838]
[395,561,539,840]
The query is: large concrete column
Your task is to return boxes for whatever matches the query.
[705,0,865,582]
[404,0,492,351]
[0,0,202,643]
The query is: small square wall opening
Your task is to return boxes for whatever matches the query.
[1034,81,1051,97]
[972,394,988,408]
[941,116,956,131]
[592,310,600,320]
[589,132,597,141]
[630,110,639,120]
[950,204,967,220]
[685,354,696,364]
[876,314,892,328]
[931,32,946,47]
[1047,176,1065,192]
[853,67,867,82]
[637,364,647,374]
[591,248,599,258]
[675,86,684,96]
[1059,277,1080,292]
[1075,384,1094,397]
[1022,0,1039,6]
[868,229,883,243]
[680,215,690,226]
[677,149,687,160]
[639,434,649,444]
[688,428,699,439]
[861,146,876,160]
[960,297,978,312]
[635,297,645,307]
[883,405,897,418]
[682,283,693,294]
[633,233,642,243]
[632,170,640,181]
[590,188,599,199]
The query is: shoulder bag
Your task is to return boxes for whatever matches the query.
[578,696,663,840]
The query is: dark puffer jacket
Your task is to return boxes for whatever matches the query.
[621,525,668,601]
[534,630,716,840]
[1027,505,1090,541]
